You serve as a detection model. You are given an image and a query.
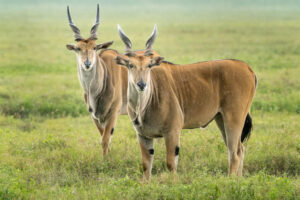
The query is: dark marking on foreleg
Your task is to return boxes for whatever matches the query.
[89,107,93,113]
[149,148,154,155]
[175,146,180,156]
[111,128,114,135]
[138,135,154,180]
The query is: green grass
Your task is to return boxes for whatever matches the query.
[0,0,299,199]
[0,113,299,199]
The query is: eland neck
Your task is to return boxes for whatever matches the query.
[78,56,107,100]
[128,78,153,121]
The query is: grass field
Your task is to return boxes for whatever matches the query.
[0,0,299,199]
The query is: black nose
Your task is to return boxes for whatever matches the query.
[137,81,146,91]
[84,60,91,68]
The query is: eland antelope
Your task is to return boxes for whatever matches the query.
[65,5,160,155]
[65,5,127,155]
[115,25,257,179]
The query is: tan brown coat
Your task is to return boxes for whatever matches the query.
[116,25,257,179]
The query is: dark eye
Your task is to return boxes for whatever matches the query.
[76,47,81,51]
[148,64,154,68]
[128,64,134,69]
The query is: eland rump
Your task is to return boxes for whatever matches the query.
[115,25,257,179]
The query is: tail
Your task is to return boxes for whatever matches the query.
[241,113,252,142]
[241,73,256,143]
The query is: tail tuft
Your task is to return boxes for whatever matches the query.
[241,113,252,142]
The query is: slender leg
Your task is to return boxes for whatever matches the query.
[101,114,118,155]
[138,135,154,180]
[164,132,180,173]
[237,143,244,176]
[93,118,104,136]
[223,112,245,176]
[215,113,227,146]
[85,93,117,155]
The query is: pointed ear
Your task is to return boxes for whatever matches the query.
[66,44,76,51]
[95,41,114,50]
[114,56,129,66]
[149,56,164,67]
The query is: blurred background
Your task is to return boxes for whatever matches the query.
[0,0,299,117]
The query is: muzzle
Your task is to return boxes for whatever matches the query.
[137,81,146,91]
